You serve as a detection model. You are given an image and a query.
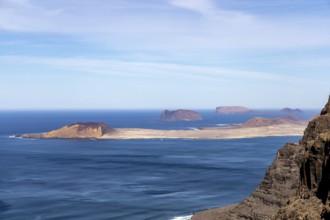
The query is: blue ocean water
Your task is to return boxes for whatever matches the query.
[0,111,312,220]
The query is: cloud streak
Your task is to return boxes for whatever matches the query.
[0,0,329,52]
[0,55,311,84]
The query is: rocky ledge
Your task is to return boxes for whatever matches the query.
[160,109,202,121]
[18,122,113,139]
[216,106,253,114]
[192,96,330,220]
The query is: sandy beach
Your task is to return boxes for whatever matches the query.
[100,123,307,140]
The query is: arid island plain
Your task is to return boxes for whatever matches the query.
[17,108,309,140]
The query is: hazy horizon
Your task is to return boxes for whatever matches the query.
[1,0,330,109]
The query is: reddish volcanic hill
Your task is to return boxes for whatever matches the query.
[19,122,113,139]
[43,122,113,138]
[240,115,304,127]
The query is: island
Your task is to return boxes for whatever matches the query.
[215,106,253,114]
[16,116,307,140]
[160,109,202,121]
[279,107,303,114]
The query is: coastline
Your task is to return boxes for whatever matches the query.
[99,124,307,140]
[22,123,306,140]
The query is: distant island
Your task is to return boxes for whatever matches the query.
[160,109,202,121]
[17,116,307,140]
[215,106,253,114]
[280,107,303,114]
[215,106,305,115]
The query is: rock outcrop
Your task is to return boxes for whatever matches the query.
[216,106,253,114]
[160,109,202,121]
[19,122,113,139]
[192,96,330,220]
[240,115,304,128]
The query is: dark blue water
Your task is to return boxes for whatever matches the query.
[0,111,308,220]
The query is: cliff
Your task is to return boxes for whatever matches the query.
[192,96,330,220]
[216,106,253,114]
[19,122,113,139]
[160,109,202,121]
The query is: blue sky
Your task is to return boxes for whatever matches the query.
[0,0,330,109]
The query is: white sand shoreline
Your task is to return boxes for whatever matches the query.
[99,124,307,140]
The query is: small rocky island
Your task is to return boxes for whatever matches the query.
[18,122,113,139]
[160,109,202,121]
[280,107,303,114]
[216,106,253,114]
[192,97,330,220]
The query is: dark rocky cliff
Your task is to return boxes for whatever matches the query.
[192,96,330,220]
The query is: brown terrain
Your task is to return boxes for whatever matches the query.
[239,115,304,128]
[17,115,306,140]
[192,96,330,220]
[18,122,113,139]
[216,106,253,114]
[161,109,202,121]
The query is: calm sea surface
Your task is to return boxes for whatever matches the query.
[0,110,313,220]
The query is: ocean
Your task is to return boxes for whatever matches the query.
[0,110,313,220]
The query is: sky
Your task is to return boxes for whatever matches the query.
[0,0,330,110]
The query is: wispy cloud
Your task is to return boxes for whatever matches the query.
[0,55,303,83]
[1,55,328,109]
[168,0,217,16]
[0,0,329,52]
[168,0,254,22]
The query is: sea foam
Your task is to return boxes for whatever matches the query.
[170,215,192,220]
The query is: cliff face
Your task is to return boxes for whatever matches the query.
[160,109,202,121]
[274,98,330,219]
[192,96,330,220]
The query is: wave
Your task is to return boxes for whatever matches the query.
[170,215,192,220]
[8,135,22,139]
[216,123,229,127]
[188,127,199,130]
